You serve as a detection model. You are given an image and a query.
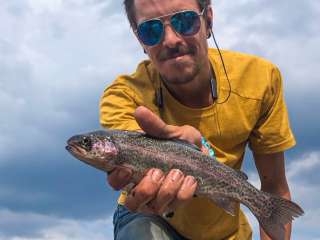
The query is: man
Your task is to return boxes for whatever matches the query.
[100,0,296,239]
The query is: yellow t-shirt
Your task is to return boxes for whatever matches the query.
[99,48,296,240]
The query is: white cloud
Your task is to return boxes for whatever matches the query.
[0,209,114,240]
[287,151,320,179]
[27,0,63,14]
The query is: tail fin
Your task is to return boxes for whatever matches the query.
[255,195,304,240]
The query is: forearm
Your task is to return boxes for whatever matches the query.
[259,189,292,240]
[253,152,293,240]
[260,223,291,240]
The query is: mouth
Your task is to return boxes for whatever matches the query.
[66,143,87,159]
[165,52,190,61]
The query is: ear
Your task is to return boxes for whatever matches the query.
[206,6,214,32]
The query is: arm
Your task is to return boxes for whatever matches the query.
[253,151,292,240]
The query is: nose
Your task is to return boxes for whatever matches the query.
[161,23,183,48]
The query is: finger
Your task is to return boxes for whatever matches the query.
[107,166,132,191]
[168,175,197,211]
[174,125,202,147]
[137,203,157,215]
[125,168,164,212]
[134,106,176,138]
[150,169,184,214]
[201,145,210,155]
[135,107,202,146]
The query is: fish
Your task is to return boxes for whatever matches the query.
[66,129,304,240]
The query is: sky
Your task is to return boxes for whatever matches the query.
[0,0,319,239]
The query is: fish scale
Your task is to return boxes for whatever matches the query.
[66,129,304,240]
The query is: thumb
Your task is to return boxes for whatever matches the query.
[134,106,176,138]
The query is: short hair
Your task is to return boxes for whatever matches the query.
[123,0,211,29]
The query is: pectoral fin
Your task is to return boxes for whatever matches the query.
[235,170,248,180]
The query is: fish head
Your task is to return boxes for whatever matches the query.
[66,130,118,172]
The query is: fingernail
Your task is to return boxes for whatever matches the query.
[151,169,163,182]
[185,176,196,186]
[171,169,183,181]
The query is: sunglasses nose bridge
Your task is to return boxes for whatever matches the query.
[161,21,184,47]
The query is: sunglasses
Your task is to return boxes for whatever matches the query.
[135,8,206,46]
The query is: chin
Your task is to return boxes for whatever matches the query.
[163,69,200,85]
[160,62,201,84]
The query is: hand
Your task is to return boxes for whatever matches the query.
[107,106,200,215]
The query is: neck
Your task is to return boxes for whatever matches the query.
[162,60,214,108]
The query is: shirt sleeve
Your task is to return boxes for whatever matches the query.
[100,83,141,131]
[248,65,296,154]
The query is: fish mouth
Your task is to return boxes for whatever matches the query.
[66,143,88,161]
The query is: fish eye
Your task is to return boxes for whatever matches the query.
[80,136,92,150]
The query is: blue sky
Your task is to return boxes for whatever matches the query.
[0,0,319,239]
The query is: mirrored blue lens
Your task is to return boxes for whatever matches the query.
[137,19,163,46]
[171,11,200,36]
[136,10,201,46]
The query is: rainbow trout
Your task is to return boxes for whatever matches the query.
[66,129,304,240]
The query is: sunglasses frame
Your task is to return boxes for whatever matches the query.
[135,8,206,46]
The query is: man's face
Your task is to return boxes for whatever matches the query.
[134,0,212,85]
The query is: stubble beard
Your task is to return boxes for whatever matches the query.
[161,60,202,85]
[157,43,202,85]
